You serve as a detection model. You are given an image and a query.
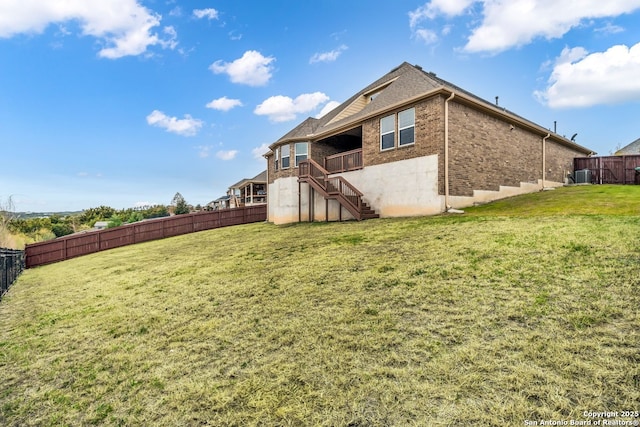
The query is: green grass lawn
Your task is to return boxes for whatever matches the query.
[1,185,639,426]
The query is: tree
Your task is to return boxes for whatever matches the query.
[51,223,74,238]
[171,192,190,215]
[0,196,16,247]
[78,206,116,226]
[106,215,123,228]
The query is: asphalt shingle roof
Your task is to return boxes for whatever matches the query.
[615,138,640,155]
[273,62,593,155]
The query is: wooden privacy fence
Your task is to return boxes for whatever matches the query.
[574,155,640,185]
[1,248,25,299]
[25,205,267,268]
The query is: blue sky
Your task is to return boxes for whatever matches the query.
[2,0,640,212]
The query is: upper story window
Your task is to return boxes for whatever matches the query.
[398,108,415,146]
[274,147,279,171]
[281,144,290,169]
[380,115,395,151]
[380,107,416,151]
[294,142,308,167]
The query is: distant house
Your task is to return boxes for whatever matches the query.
[615,138,640,155]
[209,195,231,211]
[227,171,267,208]
[94,221,109,230]
[264,62,594,224]
[209,170,267,210]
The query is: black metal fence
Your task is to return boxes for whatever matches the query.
[1,248,25,300]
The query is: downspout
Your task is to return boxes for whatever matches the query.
[542,133,550,189]
[264,153,270,222]
[444,92,455,211]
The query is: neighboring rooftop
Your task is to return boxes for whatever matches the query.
[229,170,267,190]
[615,137,640,155]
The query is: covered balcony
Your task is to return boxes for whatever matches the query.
[315,126,363,174]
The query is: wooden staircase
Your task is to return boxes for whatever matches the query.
[298,159,379,221]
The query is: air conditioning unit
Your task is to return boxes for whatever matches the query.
[574,169,591,184]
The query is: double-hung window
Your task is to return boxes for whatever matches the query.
[281,144,290,169]
[294,142,308,167]
[398,108,415,146]
[380,115,395,151]
[274,147,279,171]
[380,107,416,150]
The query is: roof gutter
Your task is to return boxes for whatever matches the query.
[276,89,591,154]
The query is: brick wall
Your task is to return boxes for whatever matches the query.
[266,142,311,183]
[448,102,543,196]
[311,142,342,166]
[362,96,445,192]
[268,93,588,197]
[546,140,584,183]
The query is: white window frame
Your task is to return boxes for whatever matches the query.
[294,142,308,167]
[398,108,415,147]
[274,147,279,171]
[281,144,290,169]
[380,114,395,151]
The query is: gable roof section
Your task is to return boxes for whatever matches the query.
[273,62,593,155]
[615,137,640,155]
[228,170,267,190]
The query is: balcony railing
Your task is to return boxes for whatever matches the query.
[324,149,363,174]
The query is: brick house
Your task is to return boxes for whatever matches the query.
[209,170,267,210]
[264,62,594,224]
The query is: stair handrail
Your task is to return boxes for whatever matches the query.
[299,159,329,192]
[300,159,366,220]
[326,176,363,215]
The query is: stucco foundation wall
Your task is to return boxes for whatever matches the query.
[332,155,442,219]
[309,193,356,222]
[448,179,564,209]
[268,177,311,225]
[269,155,442,224]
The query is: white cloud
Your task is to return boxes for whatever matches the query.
[228,30,242,41]
[535,43,640,108]
[316,101,341,118]
[252,143,271,160]
[160,26,178,50]
[408,0,640,54]
[309,45,348,64]
[255,92,330,122]
[595,22,625,34]
[196,145,213,158]
[0,0,175,59]
[216,150,238,161]
[210,50,275,86]
[414,28,439,45]
[205,96,243,111]
[409,0,474,27]
[193,8,219,20]
[146,110,203,136]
